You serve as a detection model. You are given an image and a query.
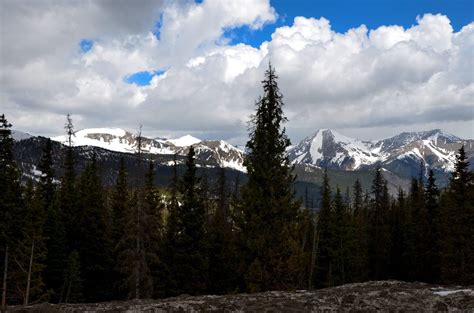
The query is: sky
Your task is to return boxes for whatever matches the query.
[1,0,473,146]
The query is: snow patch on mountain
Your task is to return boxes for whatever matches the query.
[167,135,201,147]
[288,129,381,170]
[12,130,33,141]
[289,129,467,175]
[51,128,246,172]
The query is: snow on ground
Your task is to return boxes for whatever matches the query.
[433,289,472,296]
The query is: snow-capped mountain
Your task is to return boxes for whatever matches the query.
[52,128,245,172]
[288,129,473,179]
[373,129,462,155]
[287,129,381,170]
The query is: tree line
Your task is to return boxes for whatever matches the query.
[1,65,473,308]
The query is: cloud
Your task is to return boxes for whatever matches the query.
[1,0,473,145]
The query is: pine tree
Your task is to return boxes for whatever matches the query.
[351,179,368,282]
[332,188,349,285]
[207,167,237,294]
[143,160,162,298]
[117,191,152,299]
[11,181,48,305]
[42,202,66,303]
[57,115,79,252]
[61,251,83,303]
[110,158,129,298]
[111,158,129,247]
[158,154,180,297]
[76,156,114,301]
[173,146,208,295]
[411,166,431,282]
[37,139,56,206]
[367,167,391,280]
[441,145,474,285]
[425,170,440,283]
[238,64,305,292]
[0,114,24,308]
[314,169,334,288]
[401,180,417,281]
[37,139,67,302]
[389,188,405,279]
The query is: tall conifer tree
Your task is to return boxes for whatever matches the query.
[441,146,474,285]
[314,169,334,288]
[0,114,24,308]
[367,167,391,280]
[76,156,113,301]
[238,64,304,292]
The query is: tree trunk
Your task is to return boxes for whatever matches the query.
[2,245,9,313]
[308,215,319,289]
[135,205,140,300]
[24,239,35,306]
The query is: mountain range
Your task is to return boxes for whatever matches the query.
[51,128,246,172]
[12,127,473,195]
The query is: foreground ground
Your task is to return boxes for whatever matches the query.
[8,281,474,312]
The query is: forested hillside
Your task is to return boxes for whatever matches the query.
[1,66,473,310]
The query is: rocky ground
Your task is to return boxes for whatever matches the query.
[7,280,474,312]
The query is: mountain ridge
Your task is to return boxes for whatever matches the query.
[13,127,473,186]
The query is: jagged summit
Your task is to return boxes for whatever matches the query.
[25,127,473,177]
[374,129,461,154]
[287,129,380,170]
[287,128,471,179]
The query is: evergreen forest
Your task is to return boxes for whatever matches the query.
[1,66,473,309]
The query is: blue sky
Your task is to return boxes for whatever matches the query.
[80,39,94,53]
[225,0,473,48]
[128,0,473,86]
[125,70,166,86]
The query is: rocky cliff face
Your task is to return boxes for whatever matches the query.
[288,129,473,184]
[8,281,474,312]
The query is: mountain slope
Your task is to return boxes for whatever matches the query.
[288,129,381,170]
[51,128,246,172]
[288,129,473,183]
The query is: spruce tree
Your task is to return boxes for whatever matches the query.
[238,64,304,292]
[411,169,431,282]
[143,160,162,298]
[351,179,368,282]
[57,115,79,252]
[174,146,208,295]
[76,156,113,301]
[0,114,24,308]
[441,145,474,285]
[159,149,208,296]
[367,167,391,280]
[37,139,67,302]
[61,250,83,303]
[110,158,129,298]
[11,181,47,305]
[332,188,349,286]
[158,154,180,297]
[208,167,237,294]
[389,188,405,279]
[117,190,152,299]
[425,170,440,283]
[111,158,129,247]
[314,169,334,288]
